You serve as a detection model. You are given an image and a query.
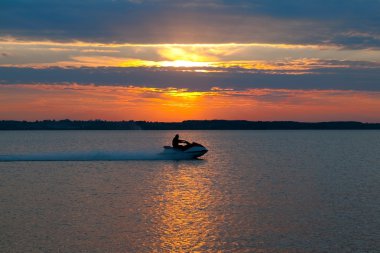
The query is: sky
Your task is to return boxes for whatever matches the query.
[1,0,380,122]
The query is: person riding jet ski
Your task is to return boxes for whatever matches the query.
[172,134,190,150]
[162,134,208,158]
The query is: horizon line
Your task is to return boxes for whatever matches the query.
[1,119,380,124]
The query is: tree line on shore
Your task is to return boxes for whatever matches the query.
[1,120,379,130]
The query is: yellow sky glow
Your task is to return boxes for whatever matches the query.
[0,36,325,49]
[2,36,380,70]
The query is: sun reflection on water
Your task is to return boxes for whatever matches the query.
[147,163,222,252]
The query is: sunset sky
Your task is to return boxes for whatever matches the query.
[1,0,380,122]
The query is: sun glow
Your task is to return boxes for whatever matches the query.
[160,60,211,68]
[156,46,216,68]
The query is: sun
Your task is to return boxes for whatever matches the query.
[157,47,215,68]
[160,60,211,68]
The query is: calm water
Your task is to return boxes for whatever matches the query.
[0,130,379,252]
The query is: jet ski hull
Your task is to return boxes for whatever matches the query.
[162,142,208,159]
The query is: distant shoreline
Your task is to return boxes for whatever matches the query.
[1,120,380,130]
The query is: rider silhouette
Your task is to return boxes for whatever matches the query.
[172,134,190,150]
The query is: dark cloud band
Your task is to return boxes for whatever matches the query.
[1,66,379,91]
[1,0,380,48]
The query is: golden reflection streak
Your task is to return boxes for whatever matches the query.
[149,165,221,252]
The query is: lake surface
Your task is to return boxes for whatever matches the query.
[0,130,379,252]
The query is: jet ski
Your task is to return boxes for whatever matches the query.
[162,142,208,159]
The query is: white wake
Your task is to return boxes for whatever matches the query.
[0,150,196,161]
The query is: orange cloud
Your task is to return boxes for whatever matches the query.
[0,84,379,122]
